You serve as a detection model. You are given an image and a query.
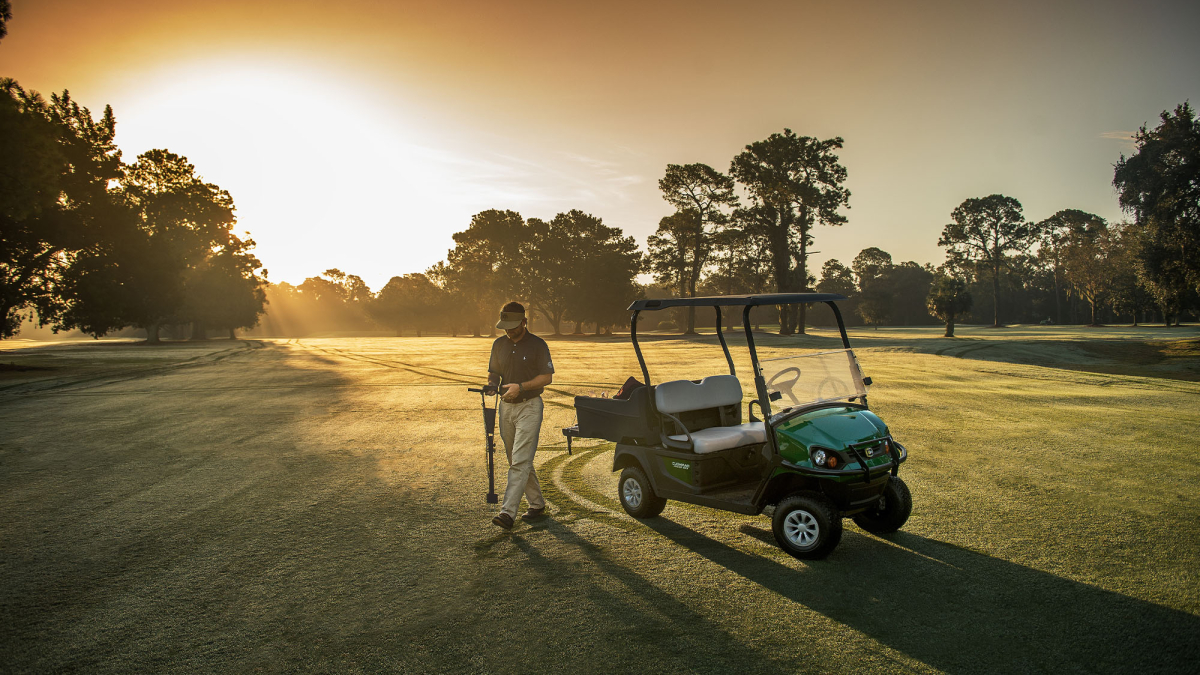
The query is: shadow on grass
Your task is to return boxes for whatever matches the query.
[511,523,792,674]
[641,519,1199,673]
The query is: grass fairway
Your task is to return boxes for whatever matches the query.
[2,326,1198,673]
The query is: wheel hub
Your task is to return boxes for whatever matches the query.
[622,479,643,509]
[783,509,819,549]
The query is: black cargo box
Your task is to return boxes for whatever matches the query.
[573,385,657,443]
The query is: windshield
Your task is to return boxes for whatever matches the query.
[758,349,868,411]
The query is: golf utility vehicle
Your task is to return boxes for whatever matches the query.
[564,293,910,559]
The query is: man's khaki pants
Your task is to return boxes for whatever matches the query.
[498,396,546,518]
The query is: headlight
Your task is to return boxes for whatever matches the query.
[811,448,827,467]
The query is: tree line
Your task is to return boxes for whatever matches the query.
[255,209,641,338]
[4,66,1196,342]
[640,108,1199,337]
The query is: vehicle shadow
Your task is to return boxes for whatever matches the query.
[642,519,1199,673]
[509,523,793,675]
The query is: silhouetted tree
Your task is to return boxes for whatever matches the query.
[559,210,641,335]
[520,215,575,334]
[852,248,893,329]
[445,209,525,336]
[0,81,123,337]
[658,163,738,333]
[1114,102,1200,323]
[1107,221,1155,325]
[887,261,936,325]
[730,130,850,335]
[53,149,235,342]
[645,209,699,329]
[1035,210,1105,325]
[371,273,443,336]
[927,271,973,337]
[0,1,11,42]
[1060,217,1112,326]
[706,222,773,297]
[938,194,1035,327]
[816,260,857,296]
[184,234,268,339]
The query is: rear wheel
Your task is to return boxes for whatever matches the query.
[618,466,667,518]
[853,476,912,534]
[772,493,842,560]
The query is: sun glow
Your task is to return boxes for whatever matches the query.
[106,58,484,289]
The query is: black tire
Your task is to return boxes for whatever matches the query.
[853,476,913,534]
[772,492,843,560]
[618,466,667,518]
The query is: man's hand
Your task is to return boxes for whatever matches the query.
[500,383,521,402]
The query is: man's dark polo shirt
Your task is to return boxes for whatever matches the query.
[488,332,554,402]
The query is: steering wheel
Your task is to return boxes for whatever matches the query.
[766,367,802,405]
[816,376,852,401]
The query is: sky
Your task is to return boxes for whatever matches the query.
[2,0,1199,290]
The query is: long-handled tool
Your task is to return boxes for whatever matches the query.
[468,385,499,504]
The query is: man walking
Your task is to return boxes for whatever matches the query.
[487,302,554,529]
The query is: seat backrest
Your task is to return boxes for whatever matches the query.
[655,375,743,414]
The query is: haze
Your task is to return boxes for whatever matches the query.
[2,0,1198,289]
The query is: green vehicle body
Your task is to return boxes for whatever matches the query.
[609,401,906,517]
[567,293,912,558]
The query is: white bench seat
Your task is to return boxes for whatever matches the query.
[655,375,766,454]
[669,421,765,454]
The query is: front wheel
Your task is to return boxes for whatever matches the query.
[853,476,912,534]
[618,466,667,518]
[772,493,842,560]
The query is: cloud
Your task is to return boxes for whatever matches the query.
[1099,130,1137,151]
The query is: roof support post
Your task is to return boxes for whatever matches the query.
[715,306,735,376]
[826,301,851,349]
[630,310,651,385]
[743,305,770,419]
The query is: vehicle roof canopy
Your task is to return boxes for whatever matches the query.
[628,293,847,311]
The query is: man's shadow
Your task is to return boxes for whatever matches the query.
[640,518,1199,673]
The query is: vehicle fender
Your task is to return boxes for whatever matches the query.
[612,445,648,473]
[612,445,662,493]
[758,468,820,508]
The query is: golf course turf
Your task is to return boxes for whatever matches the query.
[1,326,1198,673]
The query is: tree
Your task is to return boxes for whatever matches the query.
[938,194,1035,327]
[520,214,576,335]
[852,247,893,329]
[705,222,773,297]
[851,247,892,288]
[103,149,237,342]
[645,208,698,329]
[1060,218,1112,326]
[926,271,973,337]
[0,1,11,42]
[1,81,123,338]
[444,209,525,336]
[560,211,641,335]
[1035,209,1106,325]
[1113,102,1200,319]
[183,233,268,339]
[816,259,857,298]
[887,261,937,326]
[730,129,850,335]
[370,273,444,336]
[1108,221,1155,325]
[658,163,738,333]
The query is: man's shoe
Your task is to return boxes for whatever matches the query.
[521,507,546,520]
[492,513,514,529]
